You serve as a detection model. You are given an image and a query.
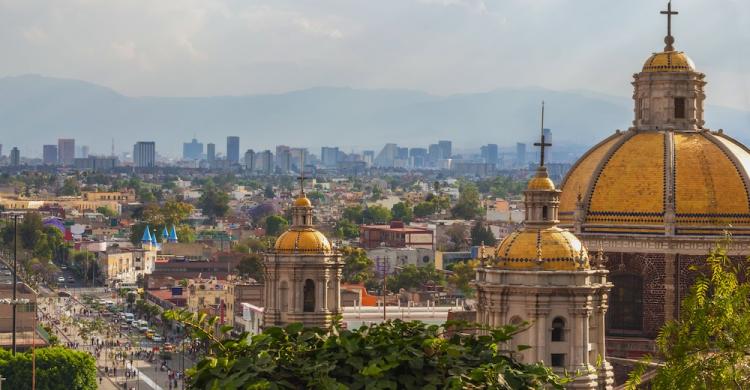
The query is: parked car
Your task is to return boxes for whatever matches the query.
[66,276,74,282]
[57,276,65,283]
[152,335,164,342]
[163,343,174,352]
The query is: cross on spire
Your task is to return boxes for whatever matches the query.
[534,101,551,167]
[297,153,306,196]
[660,1,678,51]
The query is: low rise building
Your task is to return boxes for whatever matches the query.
[359,221,434,250]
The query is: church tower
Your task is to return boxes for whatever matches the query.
[476,108,613,389]
[263,175,344,329]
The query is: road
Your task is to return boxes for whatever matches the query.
[39,288,197,390]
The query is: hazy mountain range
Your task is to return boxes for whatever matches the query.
[1,74,749,158]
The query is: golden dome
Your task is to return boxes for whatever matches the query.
[274,228,333,254]
[642,51,695,73]
[293,195,312,207]
[559,130,750,235]
[495,227,588,270]
[527,176,555,191]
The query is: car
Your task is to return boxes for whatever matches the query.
[139,326,150,333]
[120,324,130,331]
[57,276,65,283]
[60,265,67,270]
[152,335,164,342]
[66,276,74,282]
[163,343,174,352]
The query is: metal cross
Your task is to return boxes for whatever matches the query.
[661,1,678,50]
[297,153,306,195]
[534,101,551,167]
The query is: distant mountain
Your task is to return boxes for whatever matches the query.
[0,74,748,157]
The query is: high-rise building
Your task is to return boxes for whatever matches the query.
[74,156,118,172]
[482,144,499,167]
[409,148,428,168]
[438,140,452,159]
[43,145,58,165]
[289,148,308,172]
[275,145,291,173]
[9,147,20,167]
[516,143,527,166]
[362,150,374,167]
[227,136,240,164]
[183,138,203,160]
[256,150,274,174]
[80,145,90,158]
[207,143,216,163]
[0,144,3,158]
[244,149,256,171]
[321,147,339,168]
[374,143,398,167]
[133,141,156,168]
[428,143,442,164]
[542,128,552,162]
[58,138,75,166]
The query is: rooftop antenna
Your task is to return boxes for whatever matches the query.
[111,138,115,157]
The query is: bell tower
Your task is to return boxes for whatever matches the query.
[632,1,706,131]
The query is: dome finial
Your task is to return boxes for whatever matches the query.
[660,1,678,51]
[533,101,551,168]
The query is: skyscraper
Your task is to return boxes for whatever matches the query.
[207,143,216,163]
[80,145,90,158]
[244,149,256,171]
[183,138,204,160]
[374,143,398,167]
[275,145,291,173]
[438,140,452,159]
[428,143,442,164]
[133,141,156,168]
[321,147,339,168]
[516,143,527,167]
[43,145,58,165]
[227,136,240,164]
[483,143,498,167]
[542,128,552,162]
[9,147,20,167]
[257,150,274,174]
[58,138,75,166]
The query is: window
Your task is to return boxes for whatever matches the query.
[551,353,565,367]
[674,97,686,119]
[542,206,549,221]
[303,279,315,312]
[551,317,565,342]
[280,281,289,312]
[636,98,643,120]
[607,274,643,331]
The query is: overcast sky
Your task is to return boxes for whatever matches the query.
[1,0,749,110]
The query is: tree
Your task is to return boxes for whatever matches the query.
[413,201,437,218]
[626,241,750,389]
[334,219,360,239]
[236,253,264,282]
[342,206,364,223]
[363,205,392,224]
[58,177,80,196]
[198,184,230,221]
[164,310,567,389]
[391,202,413,223]
[387,264,444,293]
[444,223,469,251]
[448,259,480,297]
[452,182,483,220]
[265,215,289,236]
[0,346,97,390]
[471,221,497,246]
[96,206,116,217]
[161,200,194,226]
[341,247,374,284]
[264,184,275,199]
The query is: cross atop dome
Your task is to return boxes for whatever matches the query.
[661,1,678,51]
[297,153,306,196]
[534,101,551,167]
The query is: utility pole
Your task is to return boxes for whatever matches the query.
[12,214,18,355]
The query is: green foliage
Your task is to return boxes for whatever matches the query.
[237,253,264,282]
[413,201,437,218]
[470,221,497,246]
[626,241,750,389]
[265,215,289,237]
[452,182,483,220]
[391,202,413,224]
[448,260,480,298]
[58,177,80,196]
[96,206,117,217]
[334,219,360,239]
[343,206,364,223]
[164,308,567,390]
[0,346,97,390]
[476,176,526,198]
[199,183,231,221]
[341,247,374,284]
[363,205,392,224]
[387,264,444,293]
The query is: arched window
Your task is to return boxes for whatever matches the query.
[542,206,549,220]
[303,279,315,312]
[551,317,565,342]
[280,281,289,312]
[607,274,643,332]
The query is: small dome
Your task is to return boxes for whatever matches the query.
[274,228,332,254]
[294,196,312,207]
[527,176,555,191]
[495,227,588,270]
[642,51,695,73]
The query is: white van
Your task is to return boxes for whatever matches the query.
[123,313,135,323]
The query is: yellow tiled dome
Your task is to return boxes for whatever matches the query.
[559,130,750,235]
[495,227,588,270]
[293,195,312,207]
[274,228,332,254]
[527,176,555,191]
[642,51,695,73]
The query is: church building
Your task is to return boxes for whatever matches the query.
[556,1,750,377]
